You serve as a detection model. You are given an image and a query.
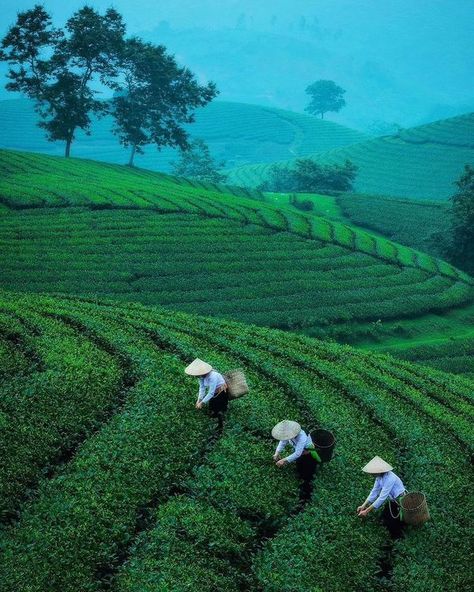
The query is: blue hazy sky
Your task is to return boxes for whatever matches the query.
[1,1,473,129]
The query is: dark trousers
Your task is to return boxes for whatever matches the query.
[382,499,405,539]
[209,389,229,431]
[296,453,319,503]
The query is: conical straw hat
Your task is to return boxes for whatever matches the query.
[185,358,212,376]
[272,420,301,440]
[362,456,393,474]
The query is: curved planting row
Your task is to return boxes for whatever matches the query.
[3,207,472,340]
[0,304,125,519]
[0,292,472,591]
[150,308,473,592]
[1,149,471,287]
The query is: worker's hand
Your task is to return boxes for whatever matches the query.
[358,508,370,518]
[276,459,287,468]
[356,505,365,514]
[273,453,281,461]
[195,401,203,409]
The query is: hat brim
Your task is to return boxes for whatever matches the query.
[362,456,393,474]
[272,421,301,440]
[185,359,212,376]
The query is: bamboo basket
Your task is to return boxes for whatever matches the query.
[400,492,430,525]
[224,369,249,399]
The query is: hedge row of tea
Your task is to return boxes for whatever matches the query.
[0,150,472,346]
[0,291,472,591]
[336,193,450,259]
[1,150,468,281]
[226,112,474,200]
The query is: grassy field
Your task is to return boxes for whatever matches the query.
[0,290,472,592]
[0,98,369,172]
[1,149,473,366]
[226,112,474,200]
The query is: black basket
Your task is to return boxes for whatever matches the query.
[311,429,336,462]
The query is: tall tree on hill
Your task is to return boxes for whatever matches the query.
[0,5,125,157]
[447,164,474,273]
[111,38,217,167]
[171,139,227,183]
[305,80,346,119]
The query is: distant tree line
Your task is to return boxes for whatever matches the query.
[0,5,218,165]
[260,158,358,194]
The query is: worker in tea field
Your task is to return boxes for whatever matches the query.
[272,420,321,502]
[357,456,406,538]
[185,358,229,430]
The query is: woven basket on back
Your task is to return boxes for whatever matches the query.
[400,492,430,525]
[224,369,249,399]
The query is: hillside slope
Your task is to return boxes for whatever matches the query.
[0,291,472,592]
[0,99,369,171]
[1,150,473,354]
[226,112,474,200]
[336,193,450,258]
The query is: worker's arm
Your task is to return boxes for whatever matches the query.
[201,374,218,404]
[283,435,305,463]
[274,440,287,459]
[357,480,381,514]
[197,378,206,402]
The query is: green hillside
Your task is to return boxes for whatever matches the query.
[231,189,474,378]
[336,193,450,258]
[0,290,472,592]
[226,112,474,200]
[1,148,473,348]
[0,98,369,171]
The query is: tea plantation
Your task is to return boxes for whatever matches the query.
[245,190,474,378]
[226,112,474,200]
[0,290,472,592]
[336,193,450,258]
[0,98,369,171]
[1,150,473,359]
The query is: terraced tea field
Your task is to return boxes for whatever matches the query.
[336,193,450,258]
[0,291,472,592]
[238,190,474,378]
[0,98,369,171]
[1,150,473,358]
[226,112,474,200]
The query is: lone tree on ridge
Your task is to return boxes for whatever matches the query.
[305,79,346,119]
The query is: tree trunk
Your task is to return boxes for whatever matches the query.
[128,145,136,167]
[65,138,72,158]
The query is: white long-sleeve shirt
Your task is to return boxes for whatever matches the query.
[275,429,313,463]
[198,370,226,404]
[367,471,406,509]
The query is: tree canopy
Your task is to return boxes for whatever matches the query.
[171,139,227,183]
[0,5,125,157]
[261,158,358,193]
[111,39,217,167]
[1,5,217,160]
[448,164,474,273]
[305,80,346,119]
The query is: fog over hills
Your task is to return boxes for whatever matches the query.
[1,0,473,130]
